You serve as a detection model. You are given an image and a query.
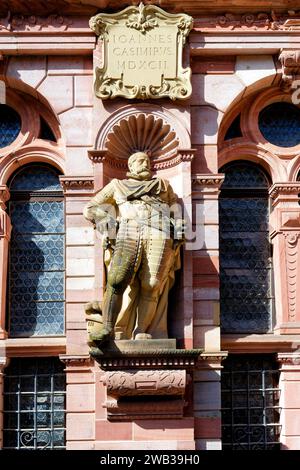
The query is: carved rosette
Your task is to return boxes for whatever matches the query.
[89,3,193,100]
[284,232,300,321]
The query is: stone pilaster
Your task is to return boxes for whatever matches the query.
[269,183,300,333]
[0,186,11,340]
[277,351,300,449]
[194,351,227,450]
[0,357,9,449]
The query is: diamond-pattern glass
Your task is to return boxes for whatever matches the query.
[219,164,272,333]
[221,355,280,450]
[10,166,62,191]
[8,166,64,337]
[3,358,66,450]
[259,102,300,148]
[221,162,269,189]
[0,104,21,148]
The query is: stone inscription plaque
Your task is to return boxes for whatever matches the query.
[89,3,193,100]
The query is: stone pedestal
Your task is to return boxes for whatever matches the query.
[91,341,201,422]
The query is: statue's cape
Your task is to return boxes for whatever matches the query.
[114,177,168,203]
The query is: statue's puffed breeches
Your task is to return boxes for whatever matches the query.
[104,219,175,336]
[108,219,174,292]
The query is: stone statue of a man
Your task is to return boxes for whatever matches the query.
[84,152,184,344]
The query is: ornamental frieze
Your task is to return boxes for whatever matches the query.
[89,3,193,100]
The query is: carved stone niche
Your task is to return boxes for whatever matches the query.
[91,344,201,421]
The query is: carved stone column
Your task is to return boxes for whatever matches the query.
[277,351,300,449]
[0,186,11,340]
[269,183,300,334]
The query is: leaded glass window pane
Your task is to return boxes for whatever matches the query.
[8,165,65,337]
[3,358,66,450]
[219,162,272,333]
[221,355,280,450]
[259,102,300,148]
[0,104,21,148]
[224,114,242,141]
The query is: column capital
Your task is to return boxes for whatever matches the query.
[0,185,10,211]
[59,176,94,196]
[269,183,300,207]
[277,351,300,367]
[0,356,9,374]
[192,173,225,199]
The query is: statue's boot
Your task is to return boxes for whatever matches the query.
[95,286,123,344]
[133,290,159,339]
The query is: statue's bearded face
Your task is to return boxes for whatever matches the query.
[128,153,152,180]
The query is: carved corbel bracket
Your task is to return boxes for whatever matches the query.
[91,345,201,421]
[279,49,300,91]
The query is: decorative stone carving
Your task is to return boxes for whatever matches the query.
[59,176,94,196]
[103,370,187,420]
[89,2,193,100]
[105,113,179,160]
[278,352,300,365]
[279,49,300,90]
[269,183,300,201]
[92,347,200,420]
[103,370,186,396]
[193,10,300,32]
[192,174,224,188]
[90,347,202,370]
[283,232,300,321]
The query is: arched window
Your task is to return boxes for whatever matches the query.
[7,165,65,337]
[219,161,272,333]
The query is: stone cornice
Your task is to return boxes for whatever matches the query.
[277,351,300,365]
[59,176,94,195]
[59,354,93,368]
[90,347,202,370]
[192,174,224,188]
[269,183,300,200]
[2,1,300,17]
[193,10,300,32]
[88,149,196,171]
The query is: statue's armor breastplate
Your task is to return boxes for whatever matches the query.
[118,200,171,235]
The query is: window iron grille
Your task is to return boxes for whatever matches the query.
[3,358,66,450]
[221,355,281,450]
